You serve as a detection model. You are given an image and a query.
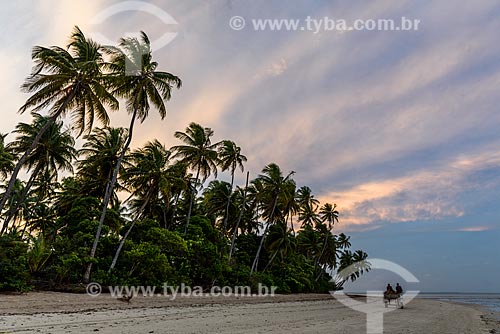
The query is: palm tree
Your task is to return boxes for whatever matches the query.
[296,225,323,262]
[0,134,15,181]
[202,180,233,222]
[315,203,339,277]
[218,140,246,236]
[172,123,220,233]
[283,183,298,234]
[250,163,295,274]
[0,180,25,234]
[296,186,320,227]
[263,220,296,271]
[0,26,118,217]
[228,171,249,262]
[77,127,129,202]
[109,140,177,270]
[319,203,339,231]
[2,114,76,232]
[335,249,370,288]
[84,32,181,282]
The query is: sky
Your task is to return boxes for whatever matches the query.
[1,0,499,292]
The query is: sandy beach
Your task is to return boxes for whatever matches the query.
[0,292,498,333]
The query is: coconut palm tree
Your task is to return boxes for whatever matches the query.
[315,202,340,278]
[109,140,177,270]
[0,26,118,218]
[296,186,321,227]
[250,163,295,274]
[172,123,220,233]
[218,140,246,236]
[202,180,233,223]
[84,32,181,282]
[77,127,129,203]
[2,114,76,232]
[228,171,250,262]
[263,220,296,271]
[319,203,339,231]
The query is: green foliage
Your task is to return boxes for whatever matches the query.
[27,234,52,275]
[0,232,31,291]
[0,26,367,292]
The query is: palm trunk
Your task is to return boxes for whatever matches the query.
[83,109,137,283]
[170,192,180,228]
[250,194,278,275]
[0,91,75,224]
[228,171,249,263]
[289,213,295,234]
[109,187,153,271]
[221,170,235,237]
[315,234,330,281]
[263,248,280,272]
[184,166,200,234]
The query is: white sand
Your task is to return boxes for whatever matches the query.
[0,292,497,333]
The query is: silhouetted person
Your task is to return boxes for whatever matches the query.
[385,283,395,294]
[395,283,403,294]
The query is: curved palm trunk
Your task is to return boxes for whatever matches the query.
[109,187,153,271]
[84,109,137,283]
[184,166,200,234]
[228,171,249,263]
[0,91,75,223]
[250,195,278,275]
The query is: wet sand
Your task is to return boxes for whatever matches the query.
[0,292,498,333]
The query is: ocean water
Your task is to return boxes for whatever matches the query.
[418,293,500,313]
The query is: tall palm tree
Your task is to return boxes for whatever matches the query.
[0,26,118,217]
[315,203,339,280]
[218,140,246,236]
[250,163,295,274]
[2,114,76,232]
[172,122,220,233]
[228,171,249,263]
[84,32,181,282]
[109,140,177,270]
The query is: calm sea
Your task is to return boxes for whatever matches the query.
[418,293,500,313]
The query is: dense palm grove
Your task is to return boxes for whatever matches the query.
[0,27,368,293]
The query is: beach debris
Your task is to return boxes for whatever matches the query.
[117,294,133,303]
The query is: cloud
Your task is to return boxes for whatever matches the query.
[455,226,491,232]
[320,149,500,230]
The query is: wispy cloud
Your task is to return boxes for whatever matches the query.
[320,149,500,230]
[455,226,491,232]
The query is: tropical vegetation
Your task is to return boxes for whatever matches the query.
[0,27,368,293]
